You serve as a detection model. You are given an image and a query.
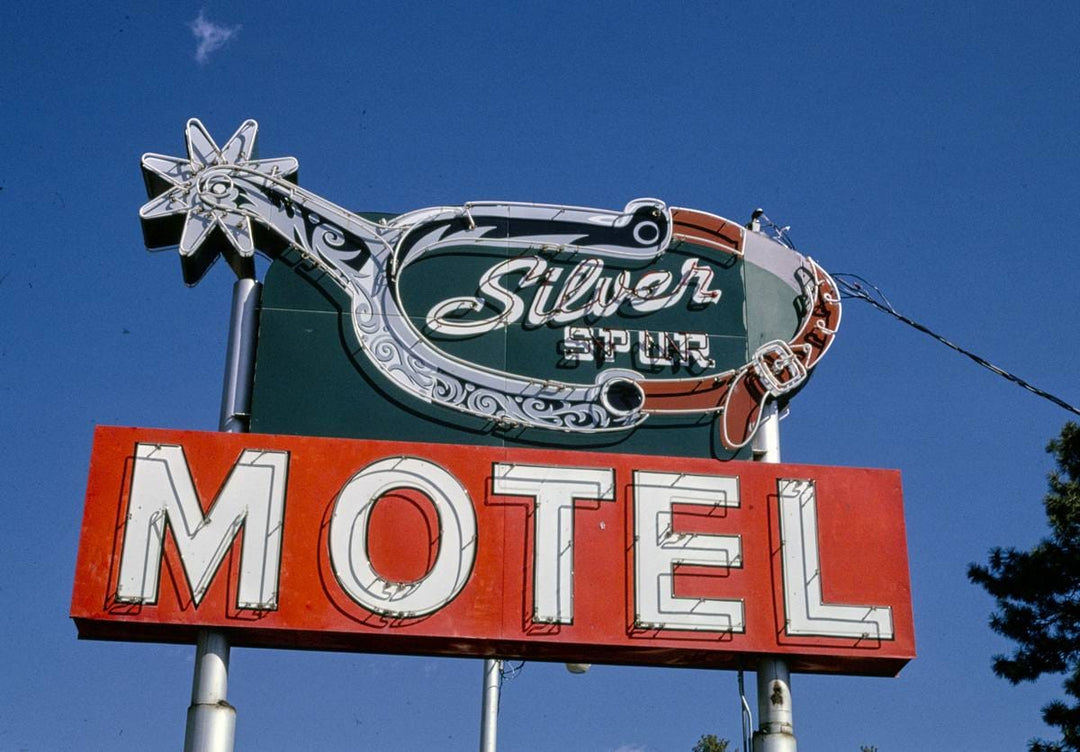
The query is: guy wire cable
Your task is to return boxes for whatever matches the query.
[752,210,1080,418]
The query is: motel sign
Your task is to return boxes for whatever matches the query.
[74,426,913,676]
[71,119,915,752]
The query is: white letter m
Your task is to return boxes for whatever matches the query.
[115,443,288,610]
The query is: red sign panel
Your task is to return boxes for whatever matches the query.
[72,426,914,676]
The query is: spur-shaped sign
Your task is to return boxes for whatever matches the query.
[72,427,914,676]
[138,120,840,456]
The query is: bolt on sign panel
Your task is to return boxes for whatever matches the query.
[73,426,914,676]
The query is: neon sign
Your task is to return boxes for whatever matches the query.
[426,256,724,334]
[73,427,914,676]
[139,120,841,451]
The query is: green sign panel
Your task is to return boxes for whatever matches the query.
[248,206,838,460]
[136,119,839,460]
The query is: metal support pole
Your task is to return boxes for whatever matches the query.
[479,658,502,752]
[753,658,795,752]
[218,278,262,435]
[184,278,261,752]
[739,670,754,752]
[751,403,796,752]
[185,631,236,752]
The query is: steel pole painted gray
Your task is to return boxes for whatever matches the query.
[479,658,502,752]
[184,630,236,752]
[184,278,262,752]
[751,403,781,464]
[753,658,795,752]
[739,670,754,752]
[751,403,796,752]
[218,278,261,434]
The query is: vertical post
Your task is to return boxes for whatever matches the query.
[218,278,261,435]
[751,403,796,752]
[184,278,261,752]
[738,670,754,752]
[753,658,794,752]
[185,631,235,752]
[479,658,502,752]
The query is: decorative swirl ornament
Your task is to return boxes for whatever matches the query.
[139,119,841,450]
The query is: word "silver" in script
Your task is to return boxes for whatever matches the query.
[426,257,722,336]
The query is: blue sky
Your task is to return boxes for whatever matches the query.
[2,2,1079,750]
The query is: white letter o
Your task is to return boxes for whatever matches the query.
[329,457,476,617]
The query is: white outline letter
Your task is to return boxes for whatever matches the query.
[329,457,476,618]
[778,479,894,639]
[116,443,289,610]
[493,463,615,624]
[633,471,744,632]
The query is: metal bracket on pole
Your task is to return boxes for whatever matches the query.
[751,402,797,752]
[479,658,502,752]
[184,278,261,752]
[753,658,795,752]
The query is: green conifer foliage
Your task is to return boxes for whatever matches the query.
[969,422,1080,752]
[691,734,730,752]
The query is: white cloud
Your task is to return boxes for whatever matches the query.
[610,746,650,752]
[189,10,240,65]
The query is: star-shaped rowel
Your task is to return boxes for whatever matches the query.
[139,118,299,285]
